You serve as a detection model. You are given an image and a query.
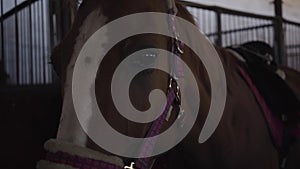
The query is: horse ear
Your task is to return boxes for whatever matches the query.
[50,45,63,78]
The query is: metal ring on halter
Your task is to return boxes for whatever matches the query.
[168,77,181,104]
[176,41,184,54]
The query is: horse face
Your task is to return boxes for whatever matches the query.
[52,0,175,145]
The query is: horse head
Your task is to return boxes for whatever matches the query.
[40,1,300,169]
[50,0,207,154]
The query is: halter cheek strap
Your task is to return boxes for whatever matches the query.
[133,90,176,169]
[167,0,178,15]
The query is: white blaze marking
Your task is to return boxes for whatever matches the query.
[56,8,108,146]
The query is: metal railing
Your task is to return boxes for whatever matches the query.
[1,0,50,85]
[1,0,300,86]
[0,0,70,86]
[285,21,300,70]
[181,1,300,71]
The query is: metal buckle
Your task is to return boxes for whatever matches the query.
[124,162,135,169]
[168,77,181,104]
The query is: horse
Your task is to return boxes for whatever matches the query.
[37,0,300,169]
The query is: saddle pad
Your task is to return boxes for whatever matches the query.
[237,65,300,148]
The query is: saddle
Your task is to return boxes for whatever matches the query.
[230,41,300,126]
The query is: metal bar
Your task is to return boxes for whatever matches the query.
[45,0,51,83]
[56,0,63,45]
[262,21,267,41]
[229,16,233,45]
[231,16,236,44]
[283,19,300,27]
[298,28,300,68]
[180,1,276,21]
[286,44,300,48]
[25,8,30,84]
[275,0,282,19]
[23,9,27,84]
[274,18,285,64]
[4,20,9,84]
[22,10,25,84]
[1,0,5,77]
[49,0,54,49]
[0,0,38,22]
[14,0,20,85]
[234,16,238,44]
[204,9,208,34]
[205,23,273,37]
[269,26,272,46]
[20,10,24,84]
[29,2,33,84]
[252,18,256,41]
[274,0,285,65]
[295,26,297,69]
[32,4,37,84]
[49,0,56,82]
[216,10,222,46]
[255,18,259,41]
[41,0,46,84]
[37,1,41,84]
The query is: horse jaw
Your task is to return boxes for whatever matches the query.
[56,7,108,147]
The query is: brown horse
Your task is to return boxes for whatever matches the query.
[38,0,300,169]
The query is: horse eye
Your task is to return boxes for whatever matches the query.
[145,53,157,58]
[131,50,158,67]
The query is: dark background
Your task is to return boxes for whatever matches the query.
[0,85,61,168]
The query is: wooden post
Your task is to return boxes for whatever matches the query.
[274,0,286,65]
